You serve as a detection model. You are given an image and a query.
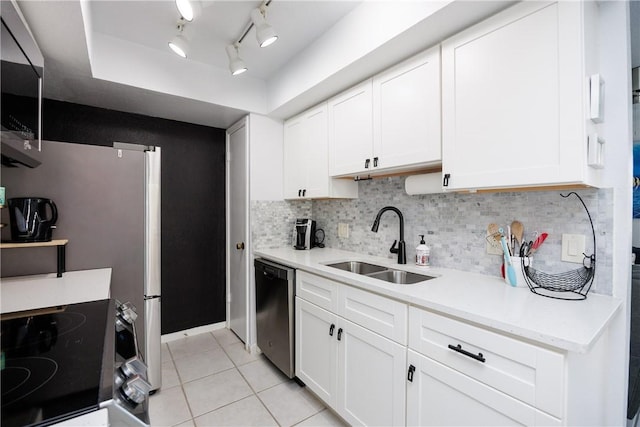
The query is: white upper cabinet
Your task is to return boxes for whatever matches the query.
[441,1,602,191]
[328,80,374,177]
[329,46,442,178]
[283,103,358,200]
[373,45,441,172]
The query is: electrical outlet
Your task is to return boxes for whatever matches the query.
[562,234,586,263]
[338,223,349,238]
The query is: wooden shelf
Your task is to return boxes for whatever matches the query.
[0,239,68,277]
[0,239,68,249]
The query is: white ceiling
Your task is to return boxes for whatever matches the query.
[15,0,521,129]
[89,1,361,81]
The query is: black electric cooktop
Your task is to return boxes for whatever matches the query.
[1,299,111,427]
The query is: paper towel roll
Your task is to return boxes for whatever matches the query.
[405,173,443,195]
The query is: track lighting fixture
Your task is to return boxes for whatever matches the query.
[175,0,200,22]
[226,44,247,76]
[250,7,278,48]
[168,20,189,58]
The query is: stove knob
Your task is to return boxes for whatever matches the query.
[121,375,151,405]
[118,302,138,324]
[121,356,148,378]
[115,317,127,332]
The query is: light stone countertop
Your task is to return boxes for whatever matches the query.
[0,268,112,314]
[254,247,621,353]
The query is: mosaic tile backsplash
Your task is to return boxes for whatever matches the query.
[252,177,613,296]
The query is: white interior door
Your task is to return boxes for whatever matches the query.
[227,118,249,342]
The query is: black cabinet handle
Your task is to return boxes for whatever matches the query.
[298,189,302,197]
[302,189,306,197]
[373,157,379,167]
[329,324,335,336]
[407,364,416,382]
[337,328,343,341]
[447,344,485,363]
[364,158,370,169]
[443,173,450,187]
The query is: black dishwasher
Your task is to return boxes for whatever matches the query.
[254,258,295,378]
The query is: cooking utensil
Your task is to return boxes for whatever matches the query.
[511,220,524,245]
[499,227,517,286]
[530,232,549,254]
[487,223,500,241]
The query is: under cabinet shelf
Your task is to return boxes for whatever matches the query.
[0,239,68,277]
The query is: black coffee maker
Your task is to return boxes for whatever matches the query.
[293,218,317,250]
[8,197,58,242]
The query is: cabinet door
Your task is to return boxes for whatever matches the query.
[295,297,337,406]
[328,80,373,177]
[283,116,305,199]
[303,104,330,198]
[373,46,441,171]
[441,1,586,190]
[406,350,561,427]
[337,318,406,427]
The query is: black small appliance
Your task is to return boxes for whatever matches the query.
[7,197,57,242]
[293,218,317,250]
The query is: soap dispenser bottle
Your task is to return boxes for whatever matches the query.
[416,235,430,267]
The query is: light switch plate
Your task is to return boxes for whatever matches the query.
[562,234,586,264]
[338,223,349,238]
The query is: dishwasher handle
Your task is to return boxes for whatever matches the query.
[254,259,294,281]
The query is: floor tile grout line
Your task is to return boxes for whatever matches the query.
[157,331,334,427]
[235,360,284,426]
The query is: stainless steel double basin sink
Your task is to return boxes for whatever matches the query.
[326,261,435,285]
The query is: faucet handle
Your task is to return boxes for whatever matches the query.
[390,240,399,254]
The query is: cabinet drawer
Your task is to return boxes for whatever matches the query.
[296,271,338,312]
[339,285,407,345]
[408,307,564,418]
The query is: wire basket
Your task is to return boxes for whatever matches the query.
[522,192,596,300]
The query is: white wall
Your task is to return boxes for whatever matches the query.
[598,2,633,424]
[248,114,284,202]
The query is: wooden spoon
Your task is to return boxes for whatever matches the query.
[511,220,524,245]
[487,223,500,241]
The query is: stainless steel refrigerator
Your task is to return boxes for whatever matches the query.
[1,140,162,392]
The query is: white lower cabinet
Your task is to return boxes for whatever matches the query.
[337,318,406,426]
[407,306,564,426]
[295,297,337,406]
[406,350,561,427]
[295,272,407,426]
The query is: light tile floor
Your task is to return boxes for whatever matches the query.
[149,328,348,427]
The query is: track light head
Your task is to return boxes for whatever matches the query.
[175,0,200,22]
[168,35,188,58]
[250,8,278,48]
[168,21,189,58]
[226,44,247,76]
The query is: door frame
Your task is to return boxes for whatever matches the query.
[226,116,251,346]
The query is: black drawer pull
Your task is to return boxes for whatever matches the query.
[448,344,485,363]
[373,157,379,167]
[364,158,370,169]
[337,328,343,341]
[298,189,302,197]
[443,173,450,187]
[407,364,416,382]
[329,324,335,336]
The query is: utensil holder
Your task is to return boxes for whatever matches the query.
[507,256,532,288]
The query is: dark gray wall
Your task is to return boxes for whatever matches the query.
[1,98,227,334]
